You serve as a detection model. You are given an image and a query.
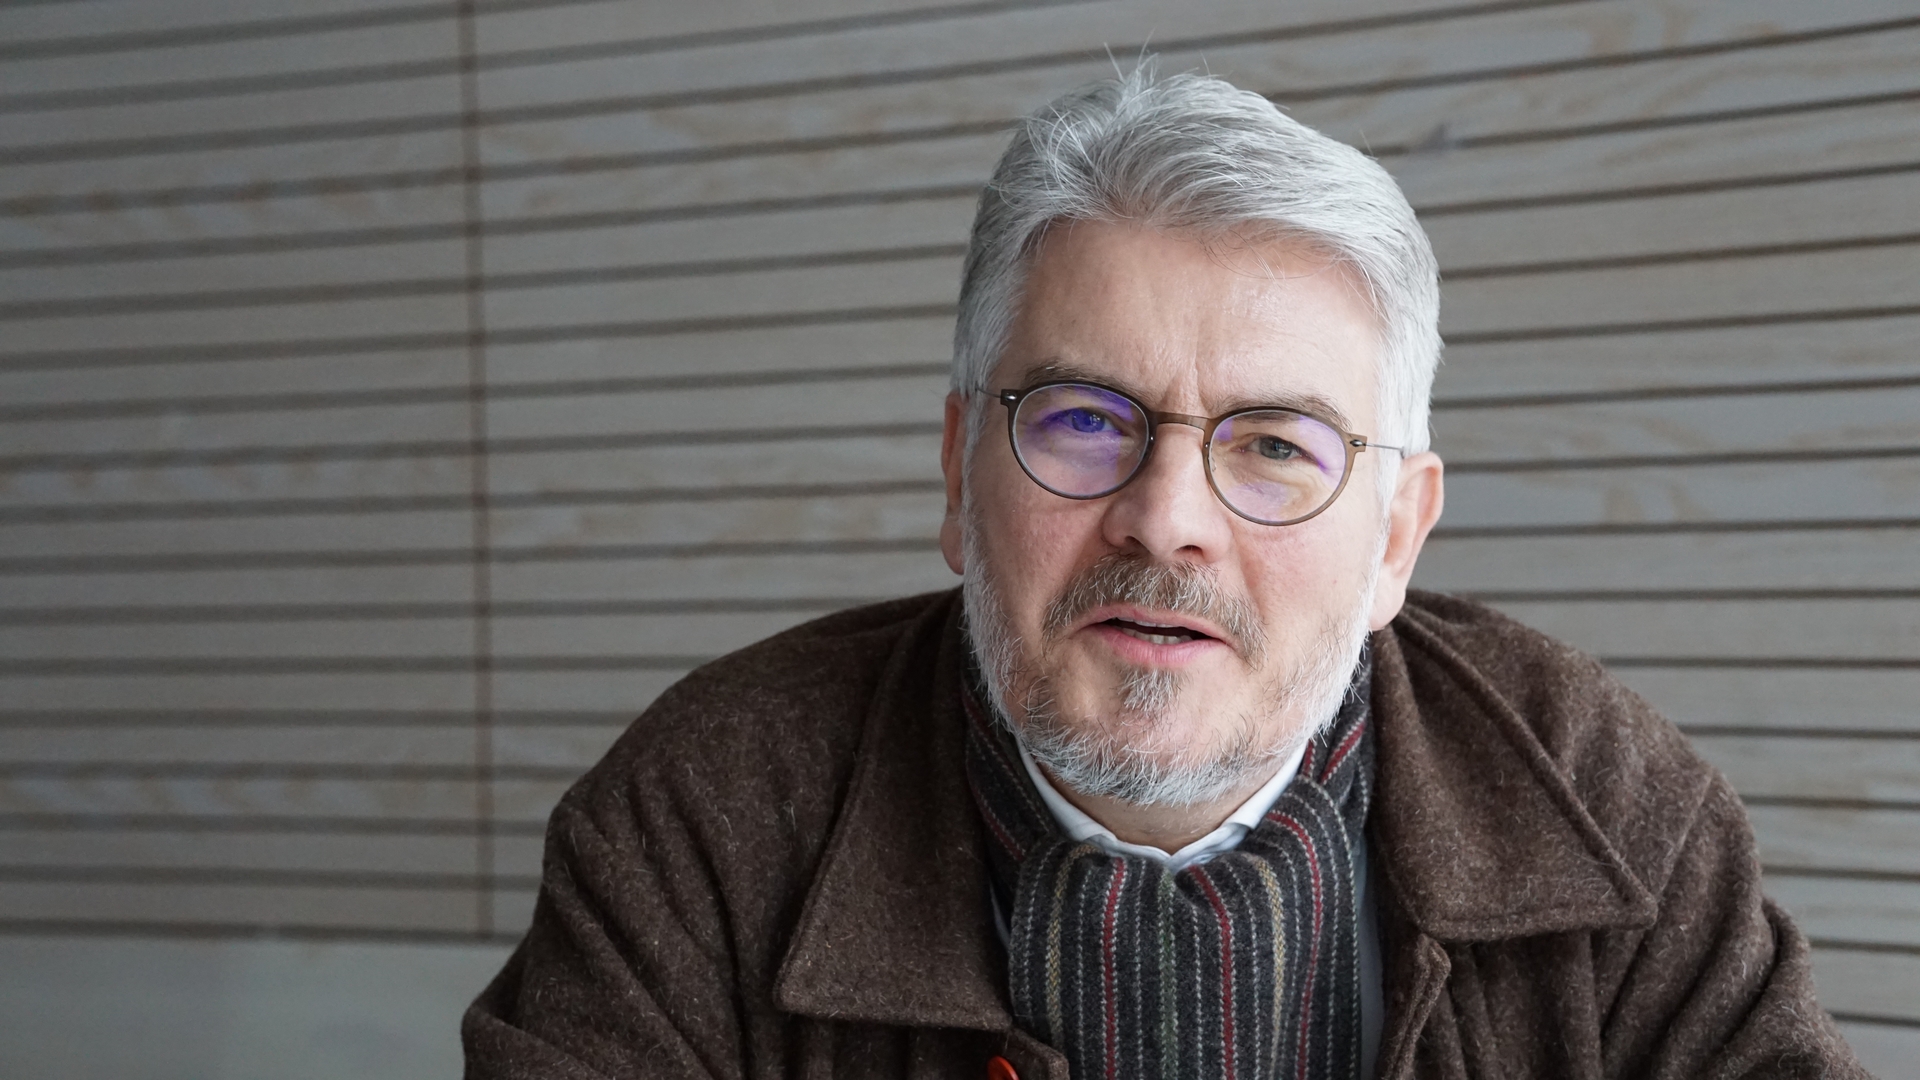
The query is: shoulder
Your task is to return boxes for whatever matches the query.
[1389,589,1721,892]
[557,590,960,856]
[633,590,954,750]
[594,588,957,789]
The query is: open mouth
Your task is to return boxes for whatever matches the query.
[1101,617,1215,646]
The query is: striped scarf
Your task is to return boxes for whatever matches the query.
[962,660,1373,1080]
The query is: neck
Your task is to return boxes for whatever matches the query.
[1039,764,1277,853]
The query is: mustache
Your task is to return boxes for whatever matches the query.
[1040,553,1267,663]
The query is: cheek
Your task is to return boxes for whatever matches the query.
[971,475,1102,625]
[1239,518,1376,629]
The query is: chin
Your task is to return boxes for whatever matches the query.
[981,609,1372,808]
[1013,668,1297,808]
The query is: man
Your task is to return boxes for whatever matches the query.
[464,70,1868,1079]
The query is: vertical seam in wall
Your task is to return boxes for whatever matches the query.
[455,0,496,940]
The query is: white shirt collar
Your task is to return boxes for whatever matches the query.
[1014,737,1309,873]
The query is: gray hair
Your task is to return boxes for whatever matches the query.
[952,66,1441,455]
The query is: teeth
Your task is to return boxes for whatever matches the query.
[1118,626,1186,646]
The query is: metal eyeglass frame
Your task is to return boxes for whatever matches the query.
[996,379,1404,526]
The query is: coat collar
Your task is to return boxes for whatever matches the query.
[773,589,1658,1029]
[772,593,1013,1032]
[1369,601,1659,941]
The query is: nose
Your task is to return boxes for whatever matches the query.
[1098,419,1235,561]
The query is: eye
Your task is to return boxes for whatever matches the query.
[1062,408,1110,434]
[1252,435,1301,461]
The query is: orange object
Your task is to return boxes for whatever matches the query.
[985,1054,1019,1080]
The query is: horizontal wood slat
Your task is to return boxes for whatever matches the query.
[0,511,477,562]
[1696,735,1920,804]
[0,24,450,109]
[0,457,478,511]
[1489,598,1920,663]
[0,880,485,935]
[0,0,444,48]
[0,187,467,256]
[0,564,476,612]
[1438,314,1920,400]
[0,129,468,206]
[0,622,477,664]
[1435,383,1920,463]
[0,433,941,512]
[0,611,817,666]
[0,828,489,877]
[0,348,472,412]
[1444,457,1920,528]
[1834,1022,1920,1078]
[0,775,570,827]
[0,291,470,355]
[1811,949,1920,1024]
[1617,667,1920,734]
[490,549,954,604]
[0,731,485,779]
[1750,806,1920,876]
[0,239,469,306]
[1418,528,1920,592]
[1,400,471,458]
[0,74,463,153]
[1769,875,1920,950]
[472,0,1022,57]
[0,671,482,712]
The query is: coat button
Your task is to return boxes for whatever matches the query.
[986,1055,1018,1080]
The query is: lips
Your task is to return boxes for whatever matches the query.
[1102,617,1214,646]
[1076,602,1232,657]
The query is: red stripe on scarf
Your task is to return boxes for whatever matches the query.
[1193,868,1239,1080]
[1319,720,1367,784]
[1273,814,1324,1080]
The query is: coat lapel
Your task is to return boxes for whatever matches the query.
[1367,594,1665,1075]
[772,594,1014,1033]
[1369,606,1659,942]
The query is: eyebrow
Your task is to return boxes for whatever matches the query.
[1017,359,1361,434]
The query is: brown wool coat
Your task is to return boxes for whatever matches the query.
[463,589,1871,1080]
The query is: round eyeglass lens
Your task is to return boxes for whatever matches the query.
[1010,383,1149,498]
[1208,410,1351,523]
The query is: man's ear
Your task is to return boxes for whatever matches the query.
[939,391,968,575]
[1368,450,1445,630]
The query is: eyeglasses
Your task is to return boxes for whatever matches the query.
[996,380,1402,526]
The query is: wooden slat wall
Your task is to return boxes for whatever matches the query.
[1,0,1914,1062]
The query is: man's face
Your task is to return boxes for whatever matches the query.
[942,221,1434,807]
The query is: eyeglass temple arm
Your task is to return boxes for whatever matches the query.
[1350,438,1406,454]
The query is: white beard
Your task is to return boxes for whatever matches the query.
[960,496,1382,808]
